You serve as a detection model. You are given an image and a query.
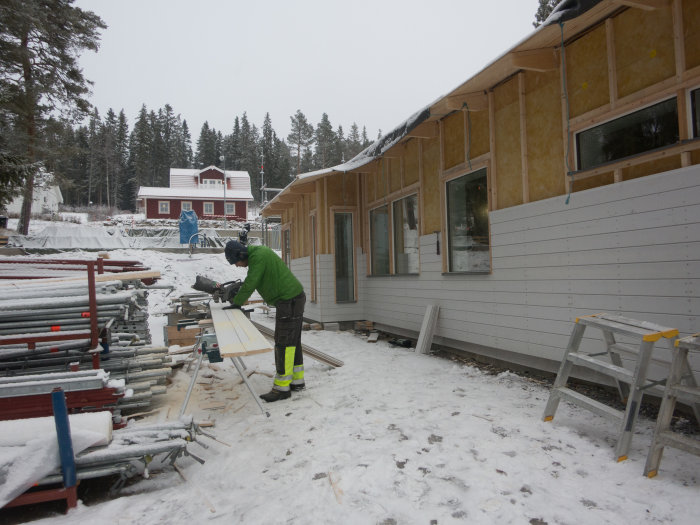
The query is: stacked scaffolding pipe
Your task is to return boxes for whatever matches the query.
[0,256,168,421]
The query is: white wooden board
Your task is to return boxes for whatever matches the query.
[209,301,273,357]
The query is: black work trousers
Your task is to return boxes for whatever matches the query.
[272,292,306,391]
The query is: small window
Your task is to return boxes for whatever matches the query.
[203,202,214,215]
[369,206,390,275]
[576,98,679,171]
[393,194,419,274]
[181,201,192,212]
[225,202,235,215]
[158,201,170,214]
[446,168,490,273]
[691,87,700,138]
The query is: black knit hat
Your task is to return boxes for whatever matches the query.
[225,240,248,264]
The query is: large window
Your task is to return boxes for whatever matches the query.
[393,195,419,274]
[576,98,679,171]
[446,168,490,273]
[158,201,170,214]
[334,212,355,302]
[692,88,700,138]
[203,202,214,215]
[181,201,192,212]
[225,202,235,216]
[370,206,389,275]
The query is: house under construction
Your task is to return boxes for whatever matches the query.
[261,0,700,378]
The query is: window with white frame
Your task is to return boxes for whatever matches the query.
[203,202,214,215]
[446,168,490,273]
[181,201,192,212]
[158,201,170,214]
[575,97,679,171]
[369,205,390,276]
[691,87,700,138]
[225,202,235,216]
[392,194,419,274]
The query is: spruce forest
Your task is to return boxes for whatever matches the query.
[41,106,375,212]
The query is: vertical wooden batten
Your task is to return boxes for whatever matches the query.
[519,72,530,204]
[606,18,619,110]
[488,90,498,210]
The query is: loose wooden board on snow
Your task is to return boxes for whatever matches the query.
[209,301,273,358]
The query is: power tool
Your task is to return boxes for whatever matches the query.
[192,275,242,306]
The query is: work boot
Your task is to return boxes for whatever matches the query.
[259,389,291,402]
[290,383,306,392]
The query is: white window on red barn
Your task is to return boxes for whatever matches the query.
[158,201,170,214]
[204,202,214,215]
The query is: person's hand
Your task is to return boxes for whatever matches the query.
[223,303,242,310]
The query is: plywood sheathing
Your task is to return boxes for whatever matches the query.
[614,5,675,98]
[389,156,402,194]
[466,108,490,161]
[404,139,420,187]
[494,76,523,209]
[622,155,682,181]
[442,111,465,170]
[376,159,387,201]
[571,171,615,192]
[566,24,610,118]
[524,69,566,202]
[421,138,441,236]
[684,0,700,69]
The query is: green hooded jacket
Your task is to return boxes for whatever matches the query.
[232,245,303,307]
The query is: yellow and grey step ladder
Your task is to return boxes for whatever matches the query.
[543,313,678,462]
[644,333,700,478]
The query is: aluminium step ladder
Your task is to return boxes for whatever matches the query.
[543,313,679,462]
[644,333,700,478]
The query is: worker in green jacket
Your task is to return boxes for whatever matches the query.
[225,240,306,402]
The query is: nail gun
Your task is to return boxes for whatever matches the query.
[192,275,243,307]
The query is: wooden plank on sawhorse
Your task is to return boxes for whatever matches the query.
[209,301,273,357]
[543,313,679,462]
[644,333,700,478]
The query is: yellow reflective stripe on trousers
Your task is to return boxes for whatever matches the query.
[292,365,304,381]
[274,346,296,388]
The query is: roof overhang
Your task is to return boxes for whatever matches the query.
[262,0,669,217]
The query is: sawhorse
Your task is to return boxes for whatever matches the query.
[179,301,274,418]
[543,313,678,461]
[644,333,700,477]
[179,331,269,418]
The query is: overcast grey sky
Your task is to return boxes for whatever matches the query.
[75,0,538,142]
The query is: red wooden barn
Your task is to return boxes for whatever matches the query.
[137,166,253,220]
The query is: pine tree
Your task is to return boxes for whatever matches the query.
[314,113,336,169]
[287,110,314,175]
[0,0,106,233]
[347,123,363,159]
[127,105,153,208]
[361,126,371,148]
[194,121,218,168]
[533,0,562,27]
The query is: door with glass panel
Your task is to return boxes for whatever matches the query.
[334,212,355,302]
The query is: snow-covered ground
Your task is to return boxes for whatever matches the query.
[1,221,699,524]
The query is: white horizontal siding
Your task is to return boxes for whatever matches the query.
[289,164,700,377]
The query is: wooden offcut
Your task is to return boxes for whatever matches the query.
[209,301,272,357]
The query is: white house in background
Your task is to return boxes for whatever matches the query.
[137,166,253,220]
[4,171,63,216]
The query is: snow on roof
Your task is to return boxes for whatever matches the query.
[170,167,250,178]
[137,187,254,200]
